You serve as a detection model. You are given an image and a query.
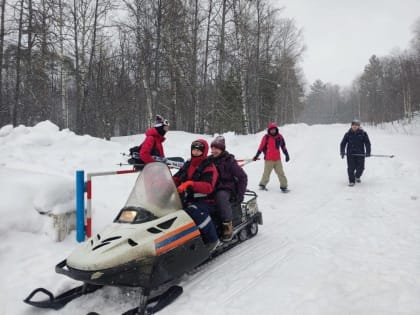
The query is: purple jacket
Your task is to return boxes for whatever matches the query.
[210,151,248,201]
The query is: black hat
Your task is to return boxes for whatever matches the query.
[154,115,169,128]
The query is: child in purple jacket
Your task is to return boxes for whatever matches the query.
[209,136,248,241]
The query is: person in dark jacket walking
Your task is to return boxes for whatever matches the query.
[138,115,169,164]
[209,136,248,241]
[253,122,290,192]
[173,139,219,251]
[340,120,371,186]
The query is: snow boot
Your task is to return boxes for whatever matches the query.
[259,185,267,191]
[348,182,355,187]
[355,178,361,183]
[206,239,220,252]
[222,221,233,242]
[280,187,289,193]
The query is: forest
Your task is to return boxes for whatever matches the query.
[0,0,419,138]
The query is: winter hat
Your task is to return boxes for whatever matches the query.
[191,139,209,158]
[267,122,278,129]
[211,136,226,151]
[154,115,169,136]
[154,115,169,128]
[351,119,361,126]
[267,122,279,134]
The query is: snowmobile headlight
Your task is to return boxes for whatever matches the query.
[117,210,138,223]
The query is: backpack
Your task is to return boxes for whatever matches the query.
[128,137,158,166]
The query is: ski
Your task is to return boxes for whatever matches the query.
[86,286,183,315]
[122,286,183,315]
[25,284,182,315]
[24,283,103,310]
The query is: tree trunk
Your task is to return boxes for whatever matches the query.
[12,0,25,126]
[0,0,6,121]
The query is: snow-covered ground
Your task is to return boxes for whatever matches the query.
[0,118,419,315]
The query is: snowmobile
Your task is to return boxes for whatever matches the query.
[24,162,263,315]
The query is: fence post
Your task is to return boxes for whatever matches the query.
[76,170,85,242]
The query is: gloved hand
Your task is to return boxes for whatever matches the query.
[366,153,371,157]
[341,153,345,159]
[177,180,193,193]
[285,152,290,162]
[253,151,261,161]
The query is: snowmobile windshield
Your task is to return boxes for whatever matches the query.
[122,162,183,219]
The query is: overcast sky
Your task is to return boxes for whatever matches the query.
[271,0,420,87]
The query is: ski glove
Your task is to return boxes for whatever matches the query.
[285,152,290,162]
[177,180,193,193]
[341,153,345,159]
[253,151,261,161]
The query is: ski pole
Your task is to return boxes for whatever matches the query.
[350,154,395,158]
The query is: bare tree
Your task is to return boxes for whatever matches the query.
[11,0,25,126]
[0,0,6,123]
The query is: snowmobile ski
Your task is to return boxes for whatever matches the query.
[121,285,183,315]
[23,283,102,310]
[84,286,182,315]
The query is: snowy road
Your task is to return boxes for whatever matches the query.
[1,121,420,315]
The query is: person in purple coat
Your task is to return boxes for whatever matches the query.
[209,136,248,241]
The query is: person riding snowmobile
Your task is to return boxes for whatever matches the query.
[209,135,248,241]
[173,139,219,250]
[138,115,169,164]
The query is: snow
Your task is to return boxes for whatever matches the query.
[1,118,420,315]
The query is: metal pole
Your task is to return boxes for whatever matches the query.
[75,170,85,242]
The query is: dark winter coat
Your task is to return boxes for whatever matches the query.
[209,151,248,201]
[139,127,166,163]
[340,128,371,155]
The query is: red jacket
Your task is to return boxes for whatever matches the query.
[173,139,218,199]
[139,128,166,163]
[257,123,288,161]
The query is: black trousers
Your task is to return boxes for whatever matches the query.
[347,155,365,183]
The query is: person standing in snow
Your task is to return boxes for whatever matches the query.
[253,122,290,192]
[173,139,219,251]
[138,115,169,164]
[340,120,371,186]
[209,136,248,241]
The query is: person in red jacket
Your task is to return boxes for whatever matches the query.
[253,122,290,192]
[138,115,169,164]
[173,139,219,251]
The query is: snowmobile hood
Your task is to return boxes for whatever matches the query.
[66,209,198,270]
[66,163,199,272]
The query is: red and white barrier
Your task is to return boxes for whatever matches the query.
[85,169,139,238]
